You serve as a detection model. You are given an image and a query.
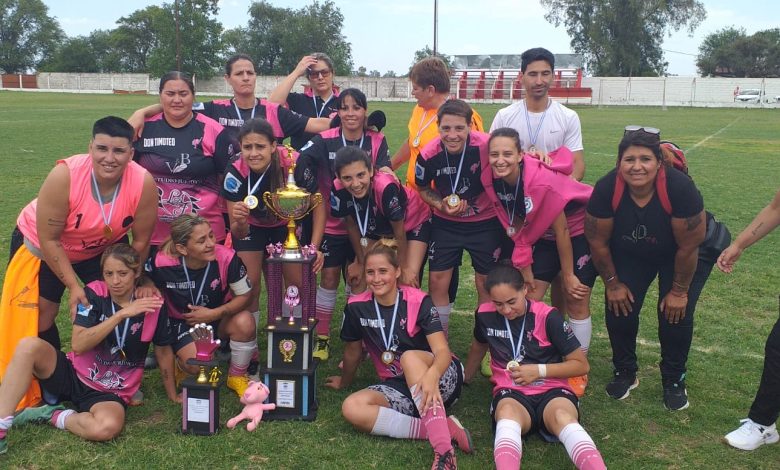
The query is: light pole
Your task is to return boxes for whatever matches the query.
[433,0,438,56]
[175,0,182,70]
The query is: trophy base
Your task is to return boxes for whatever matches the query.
[261,366,318,422]
[181,375,223,435]
[281,248,302,259]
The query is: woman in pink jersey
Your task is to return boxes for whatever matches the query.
[293,88,391,361]
[332,146,431,290]
[464,265,606,470]
[221,118,323,327]
[2,117,157,359]
[0,244,169,456]
[133,71,236,246]
[325,240,471,469]
[482,128,594,396]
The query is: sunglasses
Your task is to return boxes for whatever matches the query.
[624,125,660,138]
[307,69,332,79]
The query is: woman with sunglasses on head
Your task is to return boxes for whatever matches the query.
[129,55,330,146]
[585,126,707,411]
[332,146,431,291]
[269,53,341,150]
[324,239,471,469]
[293,88,392,362]
[481,127,594,397]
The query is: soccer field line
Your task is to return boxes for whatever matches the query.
[685,116,743,153]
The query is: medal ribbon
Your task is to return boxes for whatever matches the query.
[504,310,527,362]
[413,110,437,146]
[373,290,400,353]
[341,131,365,149]
[523,98,551,150]
[110,300,131,356]
[313,94,334,118]
[247,167,269,199]
[445,142,467,197]
[181,258,211,306]
[232,99,256,123]
[91,170,120,233]
[351,195,371,239]
[502,168,524,230]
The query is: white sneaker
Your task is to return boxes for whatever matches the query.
[723,419,779,450]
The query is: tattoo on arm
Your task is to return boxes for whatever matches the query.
[47,218,66,226]
[685,213,703,231]
[419,187,442,210]
[584,214,598,240]
[751,222,764,237]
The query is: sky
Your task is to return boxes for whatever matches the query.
[43,0,780,76]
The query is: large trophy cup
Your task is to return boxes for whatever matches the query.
[261,144,320,421]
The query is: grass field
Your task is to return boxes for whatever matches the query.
[0,90,779,469]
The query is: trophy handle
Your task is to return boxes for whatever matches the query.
[263,191,286,220]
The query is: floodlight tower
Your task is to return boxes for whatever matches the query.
[433,0,439,56]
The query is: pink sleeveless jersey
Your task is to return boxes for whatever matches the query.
[477,300,572,396]
[319,128,386,236]
[348,286,429,380]
[17,154,147,262]
[479,147,593,268]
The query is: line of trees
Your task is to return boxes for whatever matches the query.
[697,27,780,78]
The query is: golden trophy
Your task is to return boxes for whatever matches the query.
[263,144,322,259]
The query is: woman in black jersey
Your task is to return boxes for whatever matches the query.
[585,127,706,410]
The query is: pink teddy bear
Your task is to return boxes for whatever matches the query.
[226,381,276,431]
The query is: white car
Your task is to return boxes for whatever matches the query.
[735,89,763,103]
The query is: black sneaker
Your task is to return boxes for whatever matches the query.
[606,369,638,400]
[662,379,689,411]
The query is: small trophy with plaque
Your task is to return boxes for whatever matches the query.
[181,324,224,435]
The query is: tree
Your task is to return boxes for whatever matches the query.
[382,70,397,78]
[540,0,707,76]
[355,66,367,77]
[223,0,352,75]
[39,36,97,73]
[696,27,746,76]
[411,45,453,71]
[0,0,64,73]
[697,27,780,77]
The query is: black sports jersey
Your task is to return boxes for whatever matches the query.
[588,168,703,260]
[331,180,405,237]
[341,287,442,379]
[287,91,339,149]
[145,245,251,320]
[197,98,309,143]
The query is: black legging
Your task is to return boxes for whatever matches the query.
[605,254,714,381]
[748,317,780,426]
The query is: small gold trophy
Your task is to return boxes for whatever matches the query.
[263,144,322,259]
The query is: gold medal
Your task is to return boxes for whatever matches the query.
[506,360,520,371]
[446,194,461,208]
[381,351,394,365]
[413,137,420,147]
[103,224,113,240]
[120,349,127,361]
[506,226,516,237]
[360,237,368,248]
[244,195,259,209]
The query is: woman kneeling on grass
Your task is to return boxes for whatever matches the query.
[464,265,606,470]
[0,244,168,455]
[325,239,470,470]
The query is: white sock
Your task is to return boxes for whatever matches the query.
[55,409,76,430]
[228,339,256,376]
[0,415,12,432]
[436,305,452,333]
[494,419,522,469]
[568,317,592,354]
[315,287,337,336]
[370,406,423,439]
[558,422,604,469]
[409,384,423,412]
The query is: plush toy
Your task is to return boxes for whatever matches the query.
[226,381,276,431]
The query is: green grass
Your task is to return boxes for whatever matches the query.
[1,91,779,469]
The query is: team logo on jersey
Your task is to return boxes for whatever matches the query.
[330,192,341,211]
[158,188,203,221]
[328,152,336,161]
[470,162,479,174]
[210,278,220,290]
[415,162,425,181]
[223,173,242,193]
[191,138,202,148]
[131,322,143,335]
[165,153,191,173]
[88,364,126,390]
[524,196,533,214]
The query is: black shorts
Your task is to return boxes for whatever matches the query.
[39,350,126,412]
[532,235,597,287]
[168,317,221,353]
[232,224,287,252]
[490,387,579,442]
[368,219,432,244]
[9,227,116,303]
[428,216,504,274]
[366,357,463,418]
[321,233,355,269]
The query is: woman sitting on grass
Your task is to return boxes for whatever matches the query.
[325,239,471,470]
[464,265,606,470]
[0,244,168,455]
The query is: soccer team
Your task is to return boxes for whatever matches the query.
[0,46,778,468]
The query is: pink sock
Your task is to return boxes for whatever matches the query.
[558,423,606,470]
[421,403,452,454]
[494,419,522,470]
[315,287,336,336]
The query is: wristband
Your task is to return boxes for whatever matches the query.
[537,364,547,379]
